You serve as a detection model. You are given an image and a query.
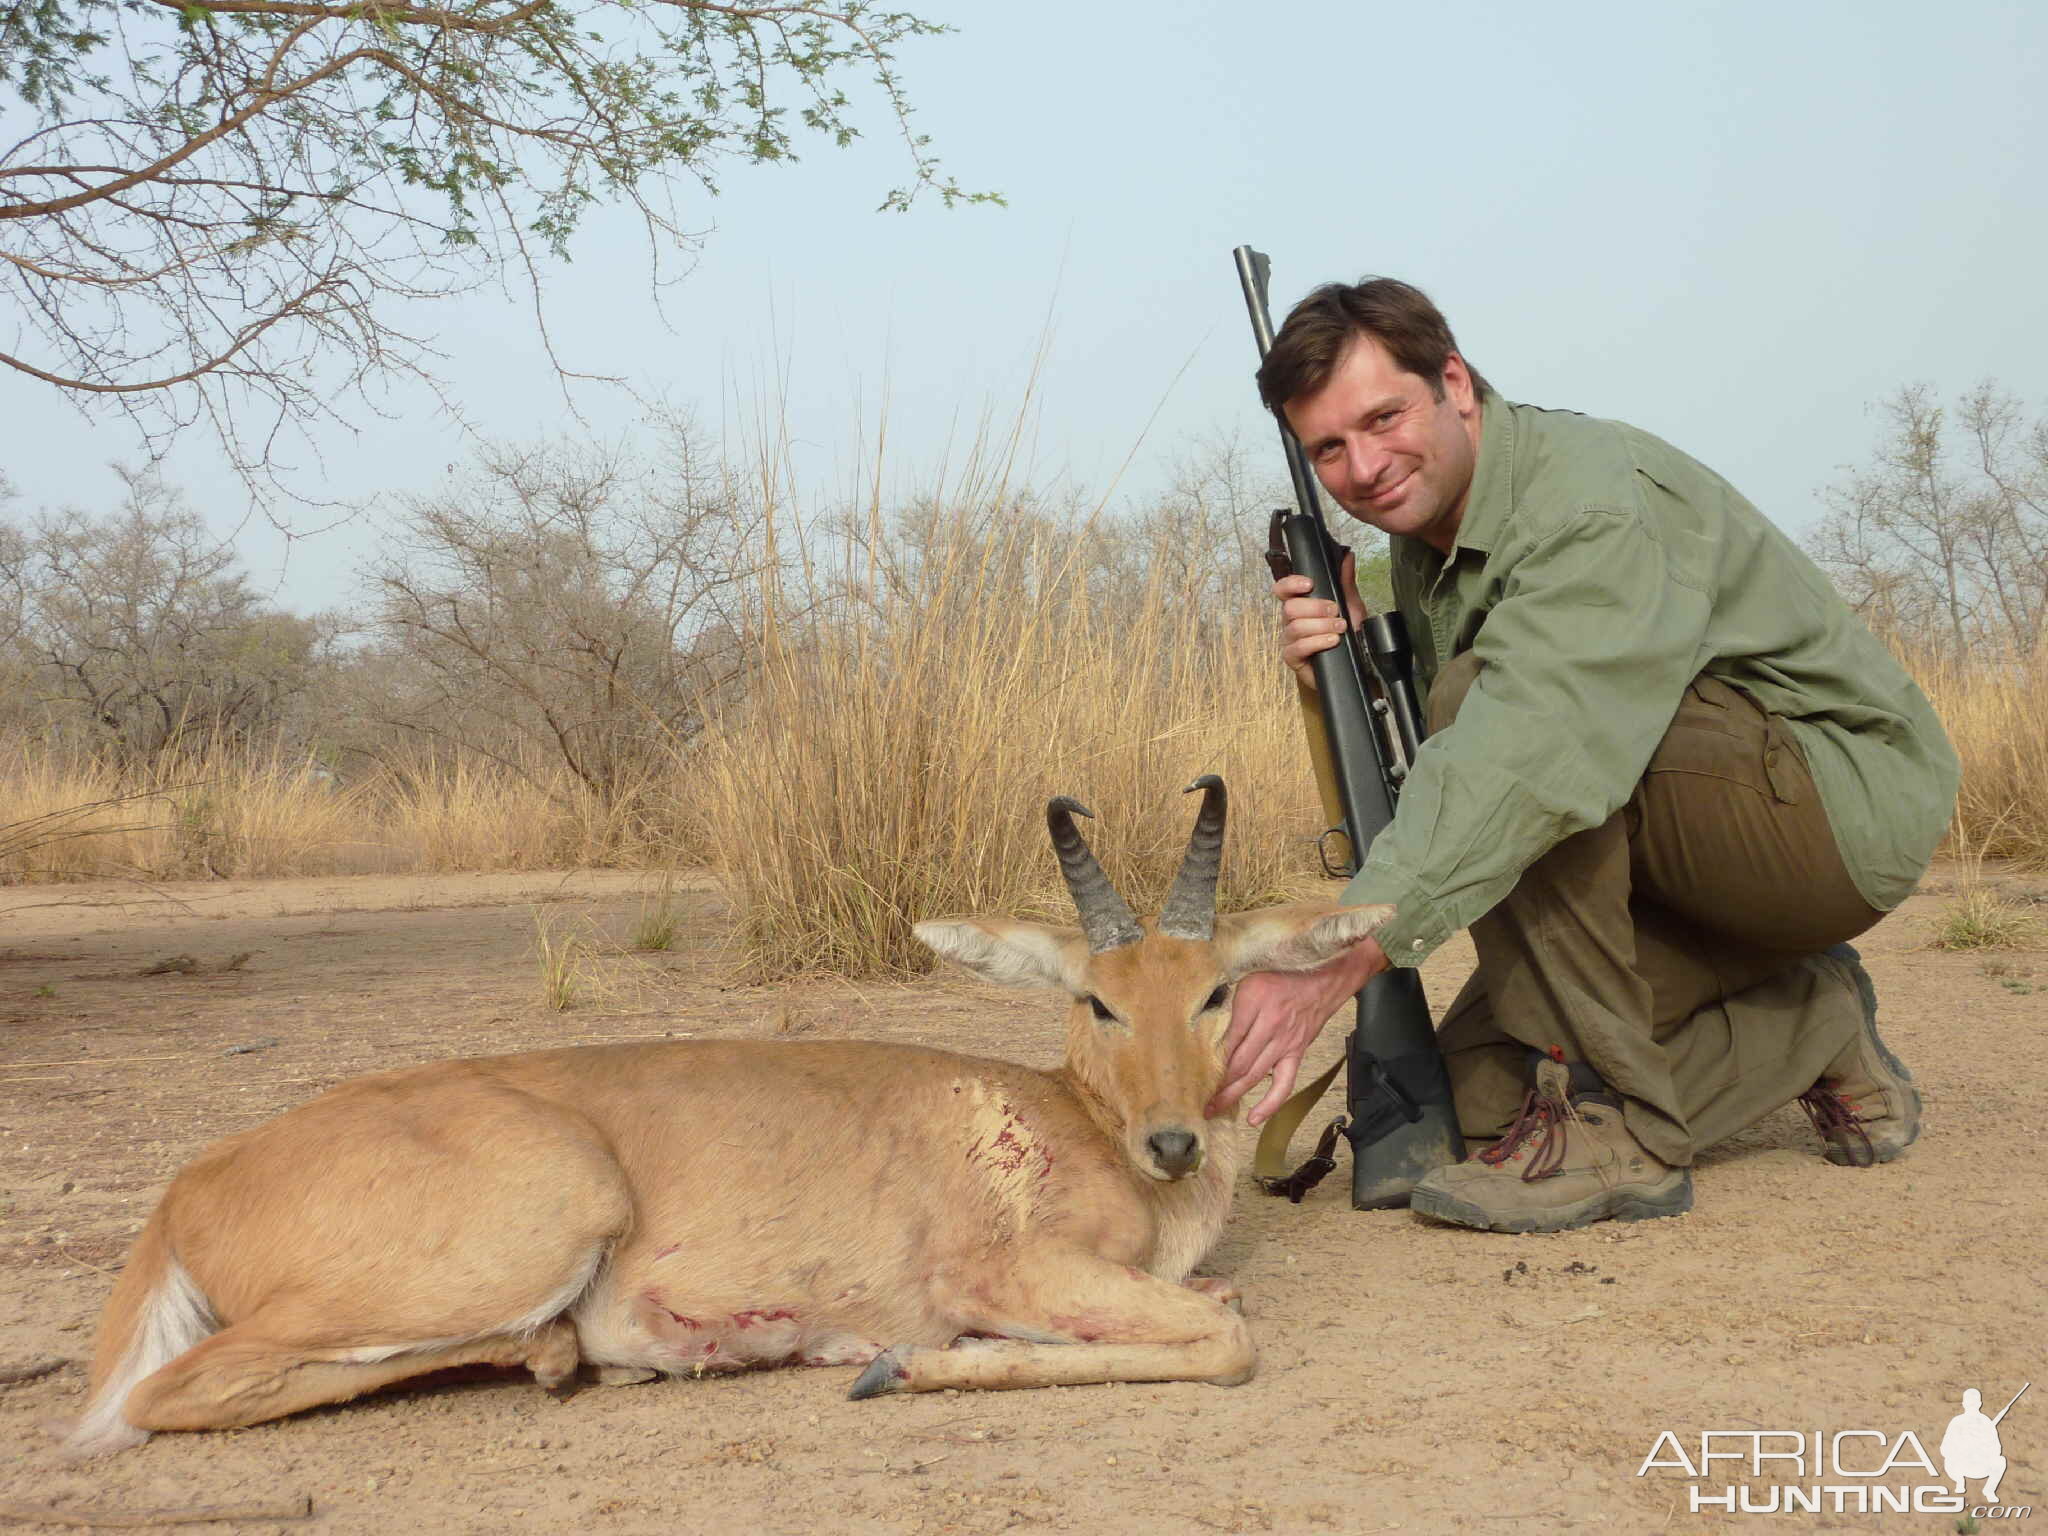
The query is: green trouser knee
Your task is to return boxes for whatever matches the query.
[1426,653,1886,1166]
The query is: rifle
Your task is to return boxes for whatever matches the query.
[1991,1382,2031,1427]
[1232,245,1464,1210]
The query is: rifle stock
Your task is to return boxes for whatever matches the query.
[1234,244,1463,1209]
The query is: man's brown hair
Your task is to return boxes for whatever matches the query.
[1255,277,1492,414]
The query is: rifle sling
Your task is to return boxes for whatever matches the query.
[1255,677,1375,1196]
[1252,1043,1450,1201]
[1251,1055,1346,1201]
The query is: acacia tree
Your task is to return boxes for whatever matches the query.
[7,464,333,759]
[1807,383,2048,656]
[1,0,986,488]
[361,416,754,805]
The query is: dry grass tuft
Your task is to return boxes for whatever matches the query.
[1929,886,2037,952]
[629,873,684,951]
[531,907,608,1011]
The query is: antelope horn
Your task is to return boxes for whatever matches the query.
[1046,796,1144,953]
[1156,775,1227,941]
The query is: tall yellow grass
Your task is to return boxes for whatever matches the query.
[372,754,683,873]
[4,492,2040,986]
[0,741,685,882]
[0,743,354,881]
[1906,646,2048,869]
[686,497,1327,980]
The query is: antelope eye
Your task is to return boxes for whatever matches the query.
[1202,985,1229,1013]
[1088,995,1116,1023]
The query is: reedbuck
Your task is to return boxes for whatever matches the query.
[66,778,1392,1455]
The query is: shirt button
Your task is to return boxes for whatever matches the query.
[1411,939,1425,952]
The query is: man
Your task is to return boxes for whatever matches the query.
[1940,1389,2010,1505]
[1208,277,1959,1233]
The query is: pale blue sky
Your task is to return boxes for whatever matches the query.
[6,0,2045,613]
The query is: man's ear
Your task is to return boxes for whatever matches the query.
[914,919,1088,991]
[1213,902,1396,980]
[1444,353,1479,416]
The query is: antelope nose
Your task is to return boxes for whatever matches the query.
[1147,1129,1202,1178]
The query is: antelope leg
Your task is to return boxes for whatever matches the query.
[124,1316,584,1432]
[850,1251,1253,1397]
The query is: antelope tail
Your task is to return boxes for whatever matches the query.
[61,1211,214,1457]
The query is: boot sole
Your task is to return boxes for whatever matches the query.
[1410,1171,1694,1234]
[1819,944,1922,1166]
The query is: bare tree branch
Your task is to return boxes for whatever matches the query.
[1807,381,2048,657]
[2,0,994,499]
[356,411,759,806]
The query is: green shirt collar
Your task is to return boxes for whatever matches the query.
[1449,390,1513,556]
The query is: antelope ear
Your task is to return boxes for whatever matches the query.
[1213,902,1397,979]
[914,919,1088,991]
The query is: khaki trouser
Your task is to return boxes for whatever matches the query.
[1429,653,1885,1166]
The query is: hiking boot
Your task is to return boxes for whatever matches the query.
[1410,1057,1692,1233]
[1798,943,1920,1167]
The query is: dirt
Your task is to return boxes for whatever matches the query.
[1,864,2042,1534]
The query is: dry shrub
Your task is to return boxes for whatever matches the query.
[690,495,1328,982]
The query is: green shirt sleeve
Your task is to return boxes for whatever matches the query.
[1346,503,1710,964]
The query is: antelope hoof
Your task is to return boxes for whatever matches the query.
[1184,1274,1241,1309]
[591,1365,659,1387]
[847,1349,909,1400]
[527,1327,581,1396]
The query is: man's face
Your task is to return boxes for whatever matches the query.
[1282,335,1483,555]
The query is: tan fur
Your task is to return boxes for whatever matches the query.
[64,900,1389,1453]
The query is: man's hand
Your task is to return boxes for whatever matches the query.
[1209,936,1390,1126]
[1275,547,1369,690]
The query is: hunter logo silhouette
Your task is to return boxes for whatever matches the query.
[1942,1383,2029,1507]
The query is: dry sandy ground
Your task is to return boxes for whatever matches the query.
[1,865,2042,1534]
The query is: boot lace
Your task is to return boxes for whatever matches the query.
[1475,1089,1573,1182]
[1798,1084,1876,1167]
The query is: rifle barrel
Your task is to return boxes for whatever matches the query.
[1233,246,1332,526]
[1992,1382,2031,1426]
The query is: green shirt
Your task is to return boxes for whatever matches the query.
[1348,395,1960,966]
